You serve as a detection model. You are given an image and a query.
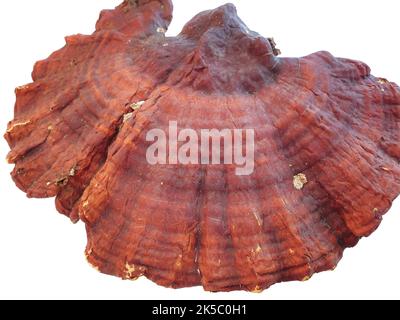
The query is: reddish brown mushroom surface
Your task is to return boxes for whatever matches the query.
[5,0,400,292]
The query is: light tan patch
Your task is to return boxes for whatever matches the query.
[125,262,136,279]
[252,211,263,227]
[124,262,145,280]
[302,275,311,282]
[85,252,99,272]
[251,285,263,293]
[156,27,166,34]
[6,120,31,133]
[289,248,295,255]
[85,248,93,258]
[175,254,183,269]
[251,244,262,258]
[123,112,134,123]
[130,100,145,111]
[16,85,30,91]
[293,173,308,190]
[80,200,90,217]
[69,167,76,177]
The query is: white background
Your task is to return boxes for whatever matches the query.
[0,0,399,300]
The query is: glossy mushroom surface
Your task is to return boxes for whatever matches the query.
[5,0,400,292]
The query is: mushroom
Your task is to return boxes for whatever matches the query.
[4,0,400,292]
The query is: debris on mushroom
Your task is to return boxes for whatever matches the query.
[6,120,31,133]
[293,173,308,190]
[69,166,77,177]
[130,100,145,111]
[157,27,166,34]
[123,112,134,123]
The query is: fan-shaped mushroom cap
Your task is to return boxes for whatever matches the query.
[5,1,400,292]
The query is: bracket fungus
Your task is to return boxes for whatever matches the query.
[4,0,400,292]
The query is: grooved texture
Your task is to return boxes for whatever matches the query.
[5,0,400,292]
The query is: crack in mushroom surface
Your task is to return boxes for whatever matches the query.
[4,0,400,292]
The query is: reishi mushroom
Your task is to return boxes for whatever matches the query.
[4,0,400,292]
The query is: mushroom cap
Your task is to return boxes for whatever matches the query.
[5,0,400,292]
